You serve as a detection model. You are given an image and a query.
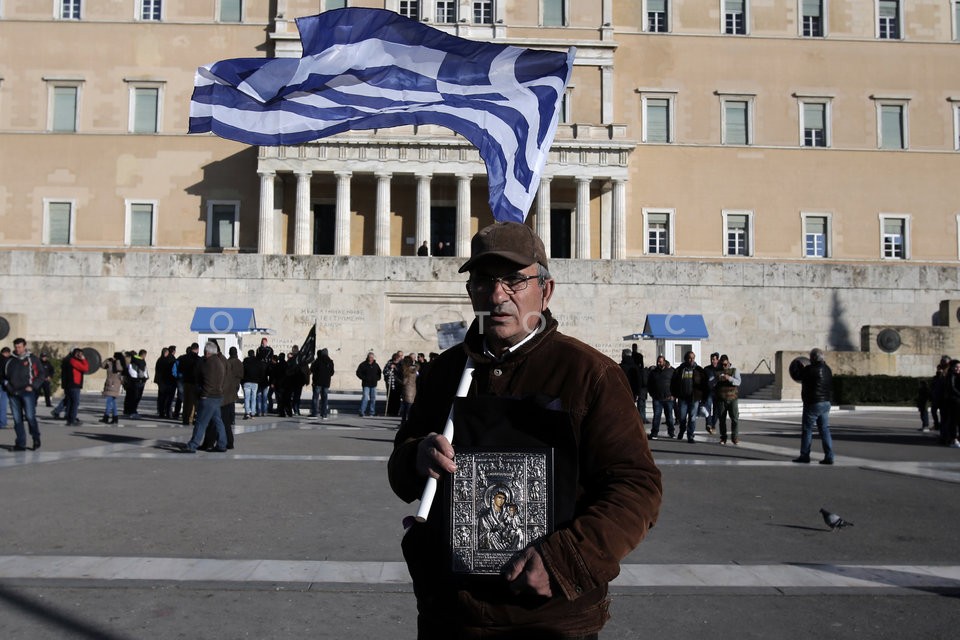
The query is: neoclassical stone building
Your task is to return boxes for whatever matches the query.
[1,1,959,386]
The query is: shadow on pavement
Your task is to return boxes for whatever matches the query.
[0,582,133,640]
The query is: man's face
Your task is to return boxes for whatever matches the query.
[13,342,26,357]
[720,359,730,369]
[467,259,554,353]
[711,355,719,366]
[367,354,375,363]
[261,338,268,347]
[657,356,665,368]
[685,352,696,365]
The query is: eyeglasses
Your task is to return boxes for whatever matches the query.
[467,274,541,295]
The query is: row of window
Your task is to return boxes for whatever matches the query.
[48,82,162,133]
[38,77,960,152]
[647,0,937,40]
[641,93,960,150]
[643,210,913,259]
[50,0,960,41]
[56,0,240,22]
[43,200,239,248]
[50,1,510,25]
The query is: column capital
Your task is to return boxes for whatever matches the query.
[456,173,474,182]
[374,171,394,179]
[258,170,276,178]
[294,170,313,178]
[334,171,353,179]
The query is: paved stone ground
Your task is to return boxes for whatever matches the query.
[1,392,958,639]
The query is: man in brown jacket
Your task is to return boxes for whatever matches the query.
[388,222,662,639]
[180,342,227,453]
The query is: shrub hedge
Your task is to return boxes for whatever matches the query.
[831,375,928,406]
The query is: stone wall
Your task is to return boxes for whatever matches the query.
[1,251,957,391]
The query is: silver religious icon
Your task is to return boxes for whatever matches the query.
[447,448,553,575]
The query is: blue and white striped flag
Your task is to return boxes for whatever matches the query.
[189,8,574,223]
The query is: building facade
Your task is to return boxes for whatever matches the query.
[1,1,959,386]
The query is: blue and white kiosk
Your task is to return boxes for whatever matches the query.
[624,314,709,366]
[190,307,273,356]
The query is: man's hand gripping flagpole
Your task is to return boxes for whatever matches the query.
[405,358,474,528]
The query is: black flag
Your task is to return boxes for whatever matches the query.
[294,324,316,369]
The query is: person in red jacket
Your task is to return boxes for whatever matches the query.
[64,348,90,426]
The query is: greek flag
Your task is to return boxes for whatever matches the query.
[189,8,574,223]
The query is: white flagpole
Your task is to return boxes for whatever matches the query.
[413,357,475,523]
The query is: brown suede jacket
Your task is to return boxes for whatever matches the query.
[388,310,662,637]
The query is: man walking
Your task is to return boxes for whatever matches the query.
[4,338,46,451]
[794,347,835,464]
[180,342,228,453]
[714,354,741,445]
[647,355,675,439]
[671,350,707,443]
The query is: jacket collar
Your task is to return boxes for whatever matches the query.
[462,309,558,365]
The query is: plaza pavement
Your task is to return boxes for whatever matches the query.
[1,392,959,639]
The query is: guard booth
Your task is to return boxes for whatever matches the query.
[190,307,272,356]
[624,314,709,366]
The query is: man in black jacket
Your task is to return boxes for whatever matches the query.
[647,355,675,439]
[793,348,835,464]
[310,348,335,418]
[356,351,381,417]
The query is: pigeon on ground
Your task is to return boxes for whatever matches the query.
[820,508,853,531]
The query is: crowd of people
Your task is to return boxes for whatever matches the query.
[0,336,343,453]
[917,354,960,448]
[355,350,438,423]
[618,348,743,445]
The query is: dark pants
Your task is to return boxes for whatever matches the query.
[124,382,145,415]
[65,387,81,423]
[157,382,175,418]
[203,403,236,449]
[37,381,52,407]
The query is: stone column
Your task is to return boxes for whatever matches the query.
[611,178,627,260]
[293,171,312,255]
[257,171,276,254]
[600,181,612,260]
[415,173,432,252]
[334,171,352,256]
[456,174,472,257]
[375,172,392,256]
[535,176,552,257]
[575,176,591,259]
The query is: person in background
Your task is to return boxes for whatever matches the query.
[63,347,90,426]
[155,346,177,419]
[241,349,262,420]
[794,348,836,464]
[398,354,418,426]
[4,338,46,451]
[714,355,742,445]
[100,352,125,425]
[647,355,675,440]
[37,352,55,408]
[0,346,11,429]
[179,342,228,454]
[310,348,335,419]
[356,351,381,417]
